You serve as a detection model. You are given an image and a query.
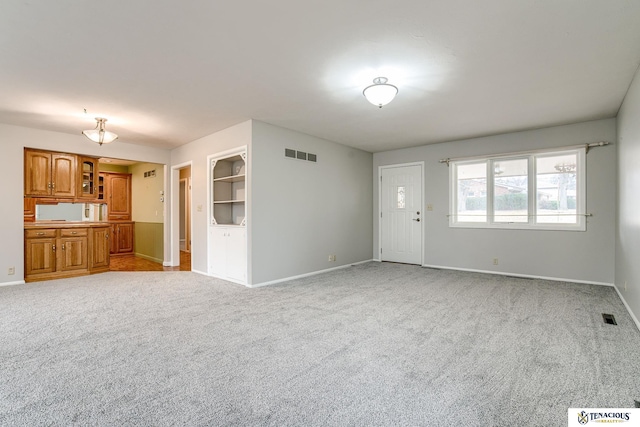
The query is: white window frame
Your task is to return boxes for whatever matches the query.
[449,147,586,231]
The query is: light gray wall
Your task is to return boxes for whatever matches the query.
[170,121,252,274]
[0,123,171,285]
[616,65,640,324]
[374,119,616,284]
[250,121,373,285]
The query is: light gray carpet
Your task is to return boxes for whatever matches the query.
[1,262,639,426]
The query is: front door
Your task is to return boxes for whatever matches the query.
[380,164,423,264]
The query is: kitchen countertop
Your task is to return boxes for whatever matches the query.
[24,221,111,229]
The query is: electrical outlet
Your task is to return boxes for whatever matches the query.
[328,255,336,262]
[624,281,628,291]
[426,204,433,211]
[493,258,499,265]
[8,266,15,275]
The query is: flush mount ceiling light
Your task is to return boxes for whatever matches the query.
[82,117,118,145]
[363,77,398,108]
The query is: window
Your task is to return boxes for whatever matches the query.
[450,148,585,230]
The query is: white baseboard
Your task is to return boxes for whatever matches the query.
[190,268,208,276]
[249,259,374,288]
[421,264,614,287]
[0,280,26,287]
[612,285,640,332]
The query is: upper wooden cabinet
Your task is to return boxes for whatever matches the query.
[24,149,77,198]
[100,172,132,221]
[77,157,99,200]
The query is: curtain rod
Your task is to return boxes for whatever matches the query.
[438,141,611,166]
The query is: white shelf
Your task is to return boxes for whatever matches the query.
[212,151,246,226]
[213,174,245,183]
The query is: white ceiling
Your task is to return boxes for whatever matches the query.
[1,1,640,153]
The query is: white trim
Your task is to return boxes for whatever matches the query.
[170,161,193,268]
[208,273,247,286]
[612,286,640,332]
[421,263,613,287]
[191,268,209,276]
[249,259,374,288]
[0,280,26,287]
[378,162,425,265]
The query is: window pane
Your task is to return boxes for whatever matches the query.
[397,186,405,208]
[456,162,486,222]
[494,158,528,223]
[536,153,578,224]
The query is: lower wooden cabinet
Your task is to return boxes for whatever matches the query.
[25,224,111,282]
[110,221,134,255]
[90,226,110,272]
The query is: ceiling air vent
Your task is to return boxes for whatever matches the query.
[296,151,307,160]
[285,148,296,158]
[307,153,317,162]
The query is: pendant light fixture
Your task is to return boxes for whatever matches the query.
[82,117,118,145]
[363,77,398,108]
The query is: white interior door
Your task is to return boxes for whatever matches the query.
[380,164,423,264]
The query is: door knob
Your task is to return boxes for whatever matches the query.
[413,218,420,222]
[416,211,420,215]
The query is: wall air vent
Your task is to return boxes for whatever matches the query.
[285,148,317,163]
[602,313,617,325]
[143,170,156,178]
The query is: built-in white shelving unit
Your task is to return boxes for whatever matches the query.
[211,152,246,226]
[209,147,247,285]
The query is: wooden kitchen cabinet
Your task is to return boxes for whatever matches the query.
[23,197,36,222]
[110,221,134,255]
[77,157,100,200]
[100,172,132,220]
[24,149,77,198]
[58,228,89,272]
[24,228,57,277]
[24,224,111,282]
[90,226,110,272]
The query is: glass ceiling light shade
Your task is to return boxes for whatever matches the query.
[82,117,118,145]
[363,77,398,108]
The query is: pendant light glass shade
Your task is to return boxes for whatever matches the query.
[83,117,118,145]
[363,77,398,108]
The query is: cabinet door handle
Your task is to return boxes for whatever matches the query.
[52,245,56,252]
[61,244,65,250]
[105,233,109,239]
[36,232,45,236]
[71,231,77,234]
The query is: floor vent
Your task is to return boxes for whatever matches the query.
[602,313,617,325]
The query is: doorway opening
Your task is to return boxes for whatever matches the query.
[170,162,193,271]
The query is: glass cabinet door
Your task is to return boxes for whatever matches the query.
[79,157,98,199]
